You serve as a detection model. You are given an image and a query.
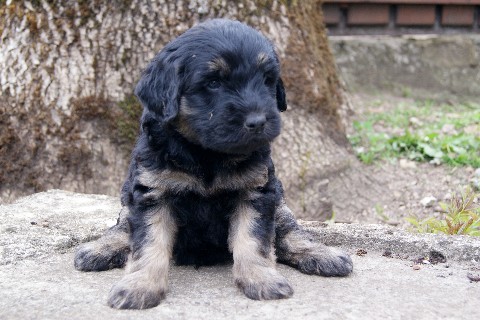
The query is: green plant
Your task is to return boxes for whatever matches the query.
[324,211,336,226]
[374,203,389,221]
[348,101,480,167]
[406,188,480,236]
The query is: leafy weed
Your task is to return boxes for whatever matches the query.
[406,188,480,236]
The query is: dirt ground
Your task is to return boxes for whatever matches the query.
[336,92,477,229]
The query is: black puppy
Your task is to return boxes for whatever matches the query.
[74,19,352,310]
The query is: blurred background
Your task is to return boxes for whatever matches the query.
[323,0,480,233]
[1,0,479,231]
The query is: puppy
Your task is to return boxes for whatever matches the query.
[74,19,353,310]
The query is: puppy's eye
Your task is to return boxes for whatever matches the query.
[264,75,276,87]
[207,80,221,89]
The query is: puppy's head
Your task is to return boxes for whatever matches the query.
[135,19,287,155]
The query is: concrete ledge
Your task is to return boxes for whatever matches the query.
[0,190,121,265]
[1,190,479,319]
[1,190,479,265]
[303,221,480,263]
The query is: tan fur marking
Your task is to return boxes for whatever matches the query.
[172,97,201,143]
[229,203,292,299]
[280,227,341,263]
[108,206,177,309]
[276,203,320,257]
[228,204,265,260]
[257,52,269,66]
[208,57,230,74]
[282,231,315,254]
[74,207,131,272]
[179,96,197,116]
[138,167,203,195]
[274,202,296,227]
[229,204,275,279]
[214,164,268,192]
[86,206,130,254]
[126,206,177,275]
[138,163,268,198]
[80,229,129,257]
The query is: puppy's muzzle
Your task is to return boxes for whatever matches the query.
[244,113,266,133]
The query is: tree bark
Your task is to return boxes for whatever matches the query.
[0,0,355,220]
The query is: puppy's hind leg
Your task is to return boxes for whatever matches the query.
[74,207,130,272]
[275,200,353,277]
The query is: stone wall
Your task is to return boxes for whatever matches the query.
[330,34,480,102]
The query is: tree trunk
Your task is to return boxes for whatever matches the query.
[0,0,356,220]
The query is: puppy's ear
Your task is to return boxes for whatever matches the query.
[135,53,181,122]
[276,77,287,112]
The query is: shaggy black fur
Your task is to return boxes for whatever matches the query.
[124,19,285,268]
[74,19,353,310]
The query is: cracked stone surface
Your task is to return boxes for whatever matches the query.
[1,190,479,319]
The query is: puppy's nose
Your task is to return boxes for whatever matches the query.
[244,113,266,133]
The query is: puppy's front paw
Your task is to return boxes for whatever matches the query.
[235,267,293,300]
[107,274,166,309]
[298,247,353,277]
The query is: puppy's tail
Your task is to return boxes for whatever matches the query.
[74,207,130,272]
